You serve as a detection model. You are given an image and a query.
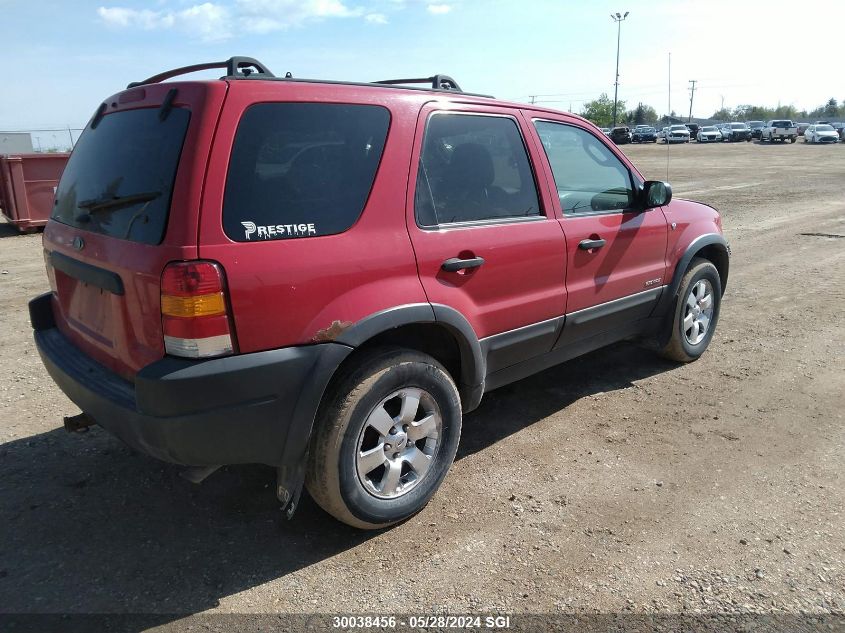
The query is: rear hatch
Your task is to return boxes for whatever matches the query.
[43,82,227,380]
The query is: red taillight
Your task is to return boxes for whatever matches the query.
[160,261,236,358]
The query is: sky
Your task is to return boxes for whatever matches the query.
[1,0,840,150]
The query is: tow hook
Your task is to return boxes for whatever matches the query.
[63,413,96,433]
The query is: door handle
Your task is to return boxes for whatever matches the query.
[578,238,606,250]
[442,256,485,272]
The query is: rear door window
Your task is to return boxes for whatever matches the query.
[52,108,190,245]
[223,103,390,241]
[415,113,541,227]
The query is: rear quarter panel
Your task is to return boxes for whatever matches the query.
[197,82,428,353]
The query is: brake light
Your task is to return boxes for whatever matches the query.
[160,261,236,358]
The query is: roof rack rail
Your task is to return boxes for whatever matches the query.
[127,56,274,89]
[374,75,463,92]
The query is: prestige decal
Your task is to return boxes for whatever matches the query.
[241,221,317,240]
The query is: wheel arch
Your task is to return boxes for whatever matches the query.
[334,303,485,412]
[668,234,730,300]
[275,303,484,515]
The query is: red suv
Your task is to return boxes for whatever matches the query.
[30,57,729,529]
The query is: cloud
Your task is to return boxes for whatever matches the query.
[426,3,451,14]
[97,0,453,40]
[235,0,362,32]
[365,12,388,24]
[97,7,174,30]
[97,3,230,41]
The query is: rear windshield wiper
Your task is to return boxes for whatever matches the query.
[78,190,161,214]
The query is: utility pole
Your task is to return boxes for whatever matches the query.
[688,80,697,122]
[529,95,536,104]
[611,11,629,128]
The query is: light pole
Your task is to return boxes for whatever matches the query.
[611,11,629,128]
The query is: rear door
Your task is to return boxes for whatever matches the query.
[526,117,668,343]
[407,103,567,373]
[43,82,226,379]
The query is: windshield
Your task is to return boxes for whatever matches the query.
[731,123,746,129]
[816,125,834,132]
[749,121,763,127]
[52,108,190,245]
[670,125,687,131]
[702,126,717,132]
[642,127,655,133]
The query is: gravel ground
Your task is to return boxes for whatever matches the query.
[0,140,843,630]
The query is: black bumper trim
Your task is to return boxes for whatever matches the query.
[34,324,352,467]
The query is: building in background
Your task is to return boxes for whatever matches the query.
[0,132,34,154]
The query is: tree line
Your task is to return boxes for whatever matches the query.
[579,94,845,128]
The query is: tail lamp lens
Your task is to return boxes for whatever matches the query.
[161,261,235,358]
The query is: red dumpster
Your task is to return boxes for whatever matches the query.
[0,153,69,232]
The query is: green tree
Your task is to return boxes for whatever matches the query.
[822,98,839,118]
[773,104,797,119]
[581,93,625,128]
[711,107,732,121]
[625,102,658,125]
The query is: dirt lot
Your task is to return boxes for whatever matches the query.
[1,140,843,628]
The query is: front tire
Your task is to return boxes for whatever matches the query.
[306,347,462,529]
[659,259,722,362]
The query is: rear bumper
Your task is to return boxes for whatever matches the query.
[30,292,351,466]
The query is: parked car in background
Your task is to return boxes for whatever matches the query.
[803,124,840,143]
[696,126,723,143]
[609,126,632,144]
[761,120,798,143]
[722,122,752,142]
[600,127,611,136]
[747,121,765,138]
[796,123,810,136]
[631,126,658,143]
[663,125,691,143]
[685,123,700,139]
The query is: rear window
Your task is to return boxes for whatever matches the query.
[772,120,793,127]
[52,108,190,245]
[222,103,390,241]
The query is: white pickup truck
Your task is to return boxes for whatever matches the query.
[760,120,798,143]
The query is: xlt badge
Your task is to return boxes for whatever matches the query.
[644,277,662,287]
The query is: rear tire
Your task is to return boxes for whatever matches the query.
[306,347,462,529]
[659,259,722,363]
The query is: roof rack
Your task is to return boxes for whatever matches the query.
[127,56,274,89]
[125,56,483,97]
[374,75,463,92]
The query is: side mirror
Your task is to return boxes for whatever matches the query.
[642,180,672,209]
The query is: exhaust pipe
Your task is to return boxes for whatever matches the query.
[63,413,96,433]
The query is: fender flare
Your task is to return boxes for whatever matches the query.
[667,233,730,300]
[277,303,486,515]
[334,302,485,392]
